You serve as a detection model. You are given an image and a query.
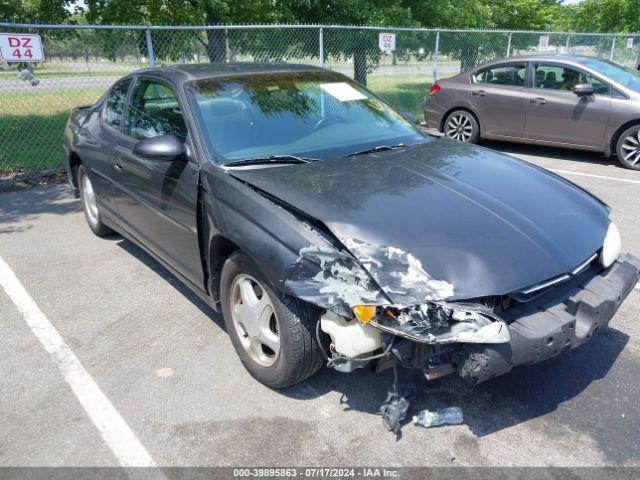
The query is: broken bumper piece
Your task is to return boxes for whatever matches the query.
[459,253,640,384]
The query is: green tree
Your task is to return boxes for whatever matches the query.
[276,1,415,84]
[570,0,640,33]
[85,0,283,61]
[0,0,73,24]
[403,0,561,30]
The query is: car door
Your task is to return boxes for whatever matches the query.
[110,76,204,288]
[85,77,132,219]
[469,62,528,138]
[524,62,612,147]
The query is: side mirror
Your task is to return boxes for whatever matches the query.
[399,110,416,124]
[132,133,186,161]
[573,83,595,97]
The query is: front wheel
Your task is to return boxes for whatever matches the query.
[220,251,325,388]
[77,165,113,237]
[444,110,480,144]
[616,125,640,170]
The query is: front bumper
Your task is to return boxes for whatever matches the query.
[458,253,640,384]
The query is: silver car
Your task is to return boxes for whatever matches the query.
[424,55,640,169]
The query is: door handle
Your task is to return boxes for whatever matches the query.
[111,157,124,172]
[530,97,547,105]
[472,90,487,97]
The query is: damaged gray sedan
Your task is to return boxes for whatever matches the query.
[64,63,639,391]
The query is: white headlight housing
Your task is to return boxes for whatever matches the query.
[600,222,621,269]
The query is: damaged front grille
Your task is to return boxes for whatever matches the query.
[510,252,599,303]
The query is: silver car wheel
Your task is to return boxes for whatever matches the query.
[80,172,100,226]
[620,129,640,166]
[445,114,474,142]
[230,274,280,367]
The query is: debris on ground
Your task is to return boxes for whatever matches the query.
[379,365,410,436]
[380,390,409,435]
[413,406,464,428]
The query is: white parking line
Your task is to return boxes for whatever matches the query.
[549,169,640,185]
[0,255,161,470]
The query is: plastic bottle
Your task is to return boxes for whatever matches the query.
[413,407,464,428]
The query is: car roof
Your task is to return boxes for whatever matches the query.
[476,54,611,69]
[130,62,332,82]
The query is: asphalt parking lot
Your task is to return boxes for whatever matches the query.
[2,141,640,469]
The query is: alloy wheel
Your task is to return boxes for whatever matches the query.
[230,274,280,367]
[446,114,474,142]
[620,129,640,166]
[81,173,99,226]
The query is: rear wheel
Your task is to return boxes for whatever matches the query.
[616,125,640,170]
[444,110,480,144]
[77,165,113,237]
[220,251,325,388]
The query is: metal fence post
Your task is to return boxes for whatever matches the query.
[225,28,229,62]
[433,30,440,82]
[506,32,512,58]
[145,27,155,67]
[319,26,324,67]
[565,34,571,53]
[610,36,616,61]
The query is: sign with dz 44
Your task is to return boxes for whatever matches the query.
[0,33,45,62]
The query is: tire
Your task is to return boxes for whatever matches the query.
[443,110,480,144]
[220,251,325,388]
[615,125,640,170]
[77,165,114,237]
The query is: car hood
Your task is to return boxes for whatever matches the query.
[230,139,610,301]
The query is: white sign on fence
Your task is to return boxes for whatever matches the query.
[0,33,44,62]
[379,33,396,53]
[627,37,634,49]
[538,35,549,49]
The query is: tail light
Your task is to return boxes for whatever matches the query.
[429,84,441,95]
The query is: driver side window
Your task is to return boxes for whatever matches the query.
[124,79,188,141]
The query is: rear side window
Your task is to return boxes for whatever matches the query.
[105,79,131,128]
[473,64,526,87]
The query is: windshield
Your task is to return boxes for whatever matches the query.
[186,71,428,164]
[580,58,640,93]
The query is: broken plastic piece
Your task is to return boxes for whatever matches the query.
[380,391,409,435]
[413,407,463,428]
[352,304,376,322]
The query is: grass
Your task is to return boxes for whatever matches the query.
[0,88,105,174]
[0,70,126,80]
[0,72,431,175]
[368,74,432,120]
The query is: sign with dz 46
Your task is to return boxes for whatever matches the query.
[0,34,45,62]
[379,33,396,53]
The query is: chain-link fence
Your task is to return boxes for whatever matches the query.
[1,23,638,188]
